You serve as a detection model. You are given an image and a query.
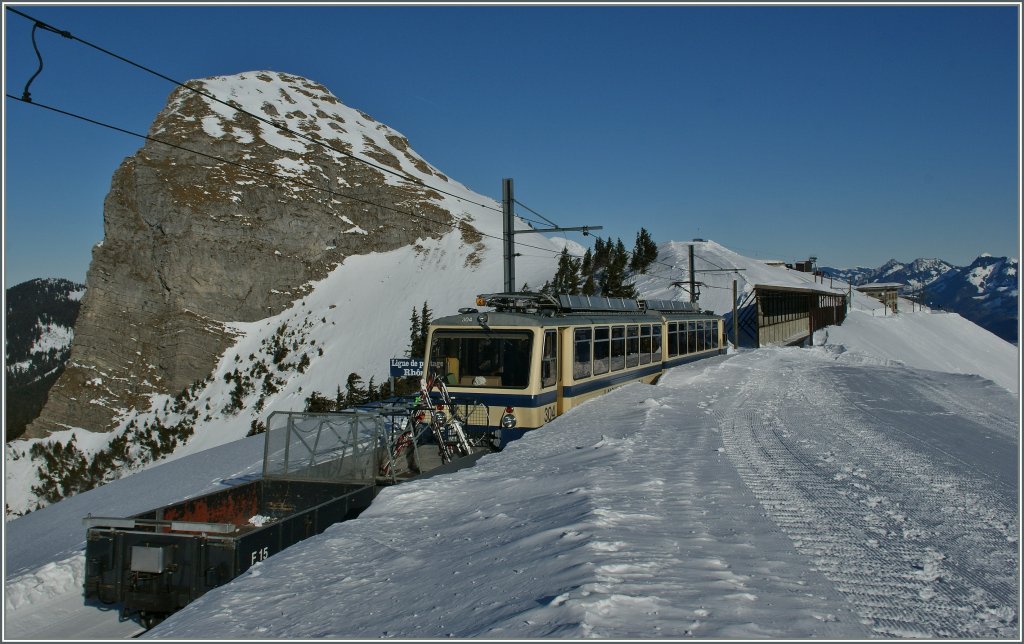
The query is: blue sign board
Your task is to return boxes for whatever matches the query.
[389,358,424,378]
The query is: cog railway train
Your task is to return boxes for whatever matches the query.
[426,292,725,445]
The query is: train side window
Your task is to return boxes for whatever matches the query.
[593,327,610,375]
[541,330,557,388]
[626,325,640,368]
[611,326,626,371]
[652,326,663,362]
[573,328,593,380]
[696,321,705,352]
[667,322,679,357]
[639,325,652,365]
[687,321,696,354]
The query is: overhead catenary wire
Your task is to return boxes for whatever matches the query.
[5,93,572,261]
[5,5,503,216]
[9,91,739,299]
[6,7,737,296]
[513,199,560,229]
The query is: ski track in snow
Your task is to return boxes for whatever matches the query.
[698,349,1019,638]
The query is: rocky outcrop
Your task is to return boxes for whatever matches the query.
[25,71,455,437]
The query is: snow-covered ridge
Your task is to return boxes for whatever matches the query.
[158,70,471,199]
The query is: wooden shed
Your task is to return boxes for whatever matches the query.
[733,284,848,348]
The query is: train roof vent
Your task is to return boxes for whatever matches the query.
[477,292,560,312]
[643,299,700,313]
[558,294,642,313]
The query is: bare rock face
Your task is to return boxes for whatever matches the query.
[25,71,454,437]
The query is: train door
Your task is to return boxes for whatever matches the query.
[554,328,567,415]
[540,329,561,418]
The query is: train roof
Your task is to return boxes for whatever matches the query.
[431,292,721,329]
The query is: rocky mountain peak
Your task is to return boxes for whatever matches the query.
[23,71,467,438]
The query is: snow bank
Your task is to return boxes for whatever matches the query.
[815,307,1019,395]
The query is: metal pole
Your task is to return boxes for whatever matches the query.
[732,279,738,350]
[688,244,696,303]
[502,178,515,293]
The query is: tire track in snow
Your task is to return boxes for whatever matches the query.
[713,351,1018,638]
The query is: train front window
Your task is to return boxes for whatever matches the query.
[429,330,532,388]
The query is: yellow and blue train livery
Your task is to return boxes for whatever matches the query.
[425,293,725,446]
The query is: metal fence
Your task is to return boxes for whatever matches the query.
[262,411,383,485]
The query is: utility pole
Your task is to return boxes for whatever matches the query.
[501,178,602,293]
[502,178,516,293]
[732,279,739,350]
[688,245,696,303]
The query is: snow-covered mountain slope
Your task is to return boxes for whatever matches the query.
[28,69,541,440]
[635,239,850,315]
[6,70,568,516]
[925,254,1019,343]
[3,220,561,516]
[4,278,85,441]
[5,304,1017,638]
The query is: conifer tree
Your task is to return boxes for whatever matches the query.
[419,301,432,348]
[551,248,582,295]
[630,227,658,274]
[408,301,431,358]
[593,237,611,272]
[580,248,593,280]
[580,249,597,296]
[408,306,421,358]
[344,372,368,408]
[601,238,638,298]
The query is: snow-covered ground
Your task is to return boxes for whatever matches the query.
[3,300,1018,639]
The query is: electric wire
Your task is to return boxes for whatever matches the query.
[513,199,560,229]
[5,5,503,216]
[5,7,751,297]
[4,93,570,261]
[9,91,744,298]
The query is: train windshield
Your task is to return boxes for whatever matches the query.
[429,330,533,389]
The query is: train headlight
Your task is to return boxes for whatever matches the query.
[500,406,517,429]
[434,405,447,425]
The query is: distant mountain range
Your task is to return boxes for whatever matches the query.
[822,258,956,291]
[4,278,85,440]
[821,256,1018,343]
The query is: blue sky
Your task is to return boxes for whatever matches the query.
[3,3,1020,286]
